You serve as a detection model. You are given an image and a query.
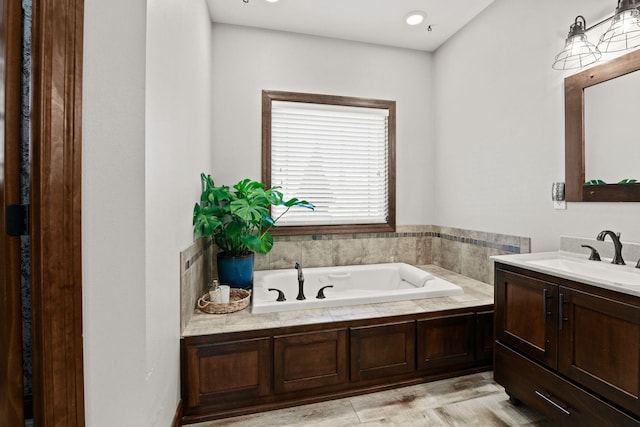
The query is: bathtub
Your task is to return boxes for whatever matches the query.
[251,263,463,314]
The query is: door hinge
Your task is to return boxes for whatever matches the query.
[6,204,29,236]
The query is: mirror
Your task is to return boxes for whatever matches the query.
[565,48,640,202]
[585,71,640,184]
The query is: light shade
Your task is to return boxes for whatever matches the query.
[598,0,640,52]
[553,16,602,70]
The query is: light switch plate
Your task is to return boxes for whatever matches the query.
[554,200,566,210]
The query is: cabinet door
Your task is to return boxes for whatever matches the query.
[274,329,348,393]
[350,321,415,381]
[495,269,558,369]
[417,313,475,372]
[182,337,271,412]
[558,287,640,417]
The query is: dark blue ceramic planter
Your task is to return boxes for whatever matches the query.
[217,252,254,290]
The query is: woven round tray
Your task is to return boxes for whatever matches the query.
[197,288,251,314]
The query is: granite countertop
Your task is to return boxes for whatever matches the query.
[181,265,494,337]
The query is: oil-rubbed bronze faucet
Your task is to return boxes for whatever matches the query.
[596,230,625,265]
[295,262,305,300]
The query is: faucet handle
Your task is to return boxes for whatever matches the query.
[581,245,601,261]
[295,262,302,269]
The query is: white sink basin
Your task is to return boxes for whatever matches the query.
[528,258,640,287]
[492,251,640,297]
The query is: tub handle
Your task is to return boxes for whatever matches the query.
[268,288,286,302]
[316,285,333,299]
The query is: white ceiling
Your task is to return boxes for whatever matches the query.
[205,0,495,52]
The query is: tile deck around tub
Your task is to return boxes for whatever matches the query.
[181,265,494,337]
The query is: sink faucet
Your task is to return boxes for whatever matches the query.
[596,230,625,265]
[295,262,305,300]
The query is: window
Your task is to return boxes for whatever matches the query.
[262,90,396,235]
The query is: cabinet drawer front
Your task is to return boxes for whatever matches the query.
[559,288,640,417]
[183,337,271,412]
[350,321,416,381]
[417,313,475,372]
[495,269,558,368]
[274,329,348,393]
[495,343,639,427]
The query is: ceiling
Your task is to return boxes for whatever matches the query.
[205,0,495,52]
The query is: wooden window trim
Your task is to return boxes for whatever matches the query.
[262,90,396,236]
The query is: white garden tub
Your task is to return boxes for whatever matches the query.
[251,262,463,314]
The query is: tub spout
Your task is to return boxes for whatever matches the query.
[295,262,305,300]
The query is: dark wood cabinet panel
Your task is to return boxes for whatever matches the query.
[181,304,494,424]
[350,321,416,381]
[495,342,639,427]
[274,329,348,393]
[558,287,640,417]
[417,313,475,372]
[183,337,271,411]
[495,269,558,368]
[475,310,494,364]
[495,262,640,425]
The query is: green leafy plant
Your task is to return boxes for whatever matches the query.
[618,179,638,184]
[585,179,606,185]
[193,173,314,256]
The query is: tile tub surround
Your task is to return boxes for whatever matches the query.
[182,265,493,336]
[191,371,549,427]
[180,236,214,332]
[180,226,529,333]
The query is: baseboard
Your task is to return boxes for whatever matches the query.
[172,400,183,427]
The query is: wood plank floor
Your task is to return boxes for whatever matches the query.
[191,372,551,426]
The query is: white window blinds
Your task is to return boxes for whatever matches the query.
[270,100,389,226]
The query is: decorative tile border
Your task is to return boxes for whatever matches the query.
[184,237,213,271]
[273,230,524,254]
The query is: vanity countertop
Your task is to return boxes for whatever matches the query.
[493,251,640,298]
[181,265,493,337]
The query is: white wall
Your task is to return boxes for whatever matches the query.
[82,0,148,425]
[145,0,213,425]
[433,0,640,252]
[210,24,435,225]
[83,0,212,425]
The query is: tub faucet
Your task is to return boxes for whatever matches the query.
[596,230,625,265]
[295,262,306,300]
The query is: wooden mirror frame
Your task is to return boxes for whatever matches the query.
[565,48,640,202]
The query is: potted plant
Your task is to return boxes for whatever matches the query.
[193,173,314,289]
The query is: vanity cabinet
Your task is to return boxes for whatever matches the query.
[181,305,493,424]
[495,263,640,426]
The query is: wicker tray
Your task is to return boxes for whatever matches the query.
[197,288,251,314]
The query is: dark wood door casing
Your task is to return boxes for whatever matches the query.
[30,0,85,424]
[0,0,26,425]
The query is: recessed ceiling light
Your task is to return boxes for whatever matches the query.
[405,11,426,26]
[265,0,279,3]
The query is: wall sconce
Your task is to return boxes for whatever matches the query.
[553,0,640,70]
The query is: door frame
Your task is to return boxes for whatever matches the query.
[0,0,26,424]
[30,0,85,424]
